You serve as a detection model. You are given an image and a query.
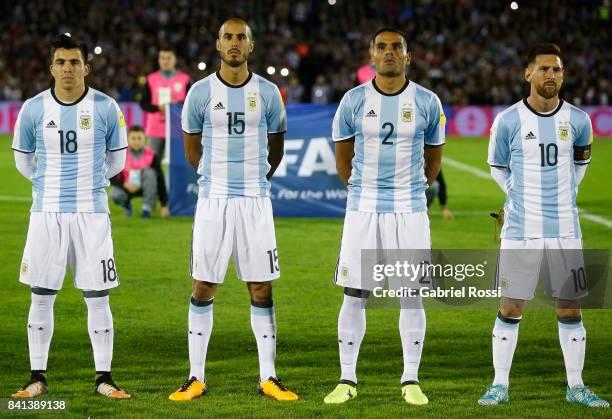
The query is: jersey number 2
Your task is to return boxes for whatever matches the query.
[59,130,78,154]
[382,122,394,145]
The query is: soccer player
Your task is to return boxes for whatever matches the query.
[11,35,130,399]
[324,28,445,405]
[479,43,608,408]
[168,18,298,402]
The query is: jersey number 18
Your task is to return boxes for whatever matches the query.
[59,130,78,154]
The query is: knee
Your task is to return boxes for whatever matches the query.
[556,308,582,319]
[142,168,157,191]
[192,280,217,300]
[499,299,524,318]
[143,168,156,181]
[248,282,272,302]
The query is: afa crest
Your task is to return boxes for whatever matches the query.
[558,122,570,141]
[340,266,349,279]
[401,107,413,123]
[79,115,92,130]
[247,96,258,111]
[21,263,28,275]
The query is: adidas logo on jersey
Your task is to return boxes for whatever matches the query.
[524,131,536,140]
[365,109,377,117]
[45,120,57,129]
[213,102,225,110]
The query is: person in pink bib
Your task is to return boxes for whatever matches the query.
[139,46,191,161]
[110,125,169,219]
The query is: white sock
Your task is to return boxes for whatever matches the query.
[338,294,366,384]
[251,301,276,382]
[28,292,57,371]
[492,313,520,387]
[188,297,213,382]
[399,308,426,384]
[558,318,586,388]
[85,295,114,372]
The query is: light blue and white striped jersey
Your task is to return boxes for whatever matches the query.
[332,79,445,213]
[488,99,593,240]
[12,87,128,213]
[182,71,286,198]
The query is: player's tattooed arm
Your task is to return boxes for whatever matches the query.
[335,139,355,187]
[184,132,203,170]
[266,132,285,180]
[424,144,443,186]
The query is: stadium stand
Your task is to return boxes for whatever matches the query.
[0,0,609,105]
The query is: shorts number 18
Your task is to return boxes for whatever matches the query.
[101,258,117,283]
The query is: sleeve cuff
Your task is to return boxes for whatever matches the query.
[12,147,35,154]
[333,135,355,142]
[107,146,128,152]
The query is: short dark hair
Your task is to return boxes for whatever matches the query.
[373,27,409,49]
[526,43,562,67]
[50,34,89,64]
[128,125,145,134]
[158,43,176,54]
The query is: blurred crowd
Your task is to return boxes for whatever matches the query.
[1,0,610,106]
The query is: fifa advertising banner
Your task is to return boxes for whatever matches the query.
[167,104,347,217]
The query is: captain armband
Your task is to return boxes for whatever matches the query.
[573,144,591,164]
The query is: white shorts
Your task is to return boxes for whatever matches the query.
[19,212,118,291]
[191,197,279,283]
[496,238,586,300]
[334,211,432,291]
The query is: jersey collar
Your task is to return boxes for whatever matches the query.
[216,70,253,88]
[371,77,410,96]
[522,97,564,117]
[51,86,89,106]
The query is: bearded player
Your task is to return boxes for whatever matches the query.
[479,43,608,408]
[168,18,298,402]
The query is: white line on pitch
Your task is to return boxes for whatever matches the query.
[443,157,612,229]
[0,195,30,202]
[579,209,612,228]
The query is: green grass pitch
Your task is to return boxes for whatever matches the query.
[0,135,610,418]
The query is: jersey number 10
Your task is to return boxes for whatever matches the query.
[539,143,558,167]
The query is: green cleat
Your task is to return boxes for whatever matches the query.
[566,385,609,408]
[402,383,428,405]
[478,384,509,406]
[324,382,357,404]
